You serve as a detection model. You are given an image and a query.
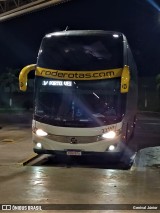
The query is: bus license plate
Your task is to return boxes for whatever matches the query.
[66,151,82,156]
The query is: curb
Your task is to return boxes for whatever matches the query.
[20,153,39,166]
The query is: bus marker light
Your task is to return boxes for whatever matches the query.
[113,34,119,38]
[36,129,48,136]
[102,131,116,139]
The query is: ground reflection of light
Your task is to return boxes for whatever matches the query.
[24,167,48,202]
[34,167,44,179]
[146,0,160,12]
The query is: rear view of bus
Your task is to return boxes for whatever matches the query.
[19,30,137,158]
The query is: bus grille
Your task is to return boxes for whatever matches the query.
[46,134,102,144]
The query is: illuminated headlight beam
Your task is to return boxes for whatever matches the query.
[102,131,116,139]
[36,129,48,137]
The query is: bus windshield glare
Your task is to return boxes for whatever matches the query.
[34,77,126,127]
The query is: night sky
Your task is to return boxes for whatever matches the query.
[0,0,160,77]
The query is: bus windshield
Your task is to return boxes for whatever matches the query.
[34,77,126,127]
[37,33,123,70]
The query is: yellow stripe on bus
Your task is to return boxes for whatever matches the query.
[36,67,123,80]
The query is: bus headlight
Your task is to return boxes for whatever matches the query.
[102,131,116,139]
[36,129,48,137]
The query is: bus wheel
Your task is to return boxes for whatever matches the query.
[121,162,132,170]
[120,155,133,170]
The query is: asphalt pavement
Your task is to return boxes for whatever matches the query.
[0,111,160,213]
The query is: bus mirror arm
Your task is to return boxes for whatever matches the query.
[121,65,130,93]
[19,64,36,91]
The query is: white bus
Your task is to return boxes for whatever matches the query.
[19,30,138,160]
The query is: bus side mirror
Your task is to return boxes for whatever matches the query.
[19,64,36,91]
[121,65,130,93]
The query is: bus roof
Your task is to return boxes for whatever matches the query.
[44,30,124,39]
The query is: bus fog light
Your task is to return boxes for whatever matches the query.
[102,131,116,139]
[36,129,48,136]
[36,142,42,149]
[108,145,115,151]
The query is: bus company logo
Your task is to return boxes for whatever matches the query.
[36,67,123,80]
[40,70,115,79]
[70,137,78,144]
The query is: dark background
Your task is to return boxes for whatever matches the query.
[0,0,160,77]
